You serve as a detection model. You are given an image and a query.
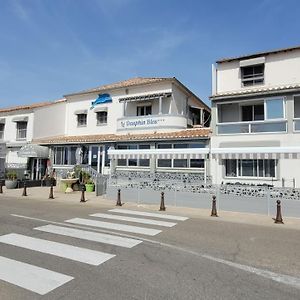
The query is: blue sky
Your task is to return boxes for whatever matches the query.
[0,0,299,107]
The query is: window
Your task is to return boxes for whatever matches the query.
[265,98,284,119]
[241,64,264,86]
[137,105,152,116]
[157,143,205,169]
[16,122,27,140]
[225,159,276,178]
[53,146,79,165]
[0,124,4,140]
[77,114,87,127]
[241,104,264,121]
[116,144,150,167]
[97,111,107,125]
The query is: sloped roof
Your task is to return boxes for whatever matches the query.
[210,83,300,100]
[64,77,172,96]
[33,128,211,145]
[216,45,300,63]
[0,99,66,114]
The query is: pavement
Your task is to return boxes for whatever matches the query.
[0,186,299,299]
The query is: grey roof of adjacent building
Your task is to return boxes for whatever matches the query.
[216,45,300,63]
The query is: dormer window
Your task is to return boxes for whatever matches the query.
[241,64,264,86]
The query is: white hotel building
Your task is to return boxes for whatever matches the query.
[0,77,211,180]
[210,45,300,187]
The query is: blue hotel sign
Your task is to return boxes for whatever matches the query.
[120,117,165,128]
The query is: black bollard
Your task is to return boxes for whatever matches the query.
[274,200,284,224]
[116,188,122,206]
[159,191,166,211]
[0,180,3,194]
[22,181,27,197]
[80,184,86,202]
[211,195,218,217]
[49,182,54,199]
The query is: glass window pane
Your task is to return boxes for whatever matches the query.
[139,159,149,167]
[254,105,264,120]
[258,160,264,177]
[70,147,77,165]
[128,159,137,166]
[266,98,284,119]
[241,160,254,176]
[225,160,237,177]
[189,143,205,148]
[242,106,253,121]
[174,144,188,149]
[139,144,150,149]
[157,144,172,149]
[190,159,204,168]
[157,159,172,167]
[117,159,126,166]
[173,159,188,168]
[117,145,127,150]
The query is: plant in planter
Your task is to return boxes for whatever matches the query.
[81,171,94,192]
[5,171,18,189]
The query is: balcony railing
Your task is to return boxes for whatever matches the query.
[217,120,287,135]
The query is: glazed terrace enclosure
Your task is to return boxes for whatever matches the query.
[105,171,300,218]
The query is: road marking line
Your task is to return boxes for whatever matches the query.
[65,218,162,236]
[11,214,300,289]
[109,209,188,221]
[0,233,115,266]
[0,256,73,295]
[34,224,142,248]
[90,213,177,227]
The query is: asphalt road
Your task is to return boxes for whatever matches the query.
[0,195,299,300]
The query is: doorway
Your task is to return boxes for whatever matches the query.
[88,145,104,174]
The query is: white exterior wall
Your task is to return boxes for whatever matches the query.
[33,102,66,139]
[215,49,300,94]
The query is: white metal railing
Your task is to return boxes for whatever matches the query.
[217,120,287,135]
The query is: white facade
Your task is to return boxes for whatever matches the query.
[211,46,300,187]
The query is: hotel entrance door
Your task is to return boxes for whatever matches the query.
[89,145,104,174]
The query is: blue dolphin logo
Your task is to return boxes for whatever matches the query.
[90,93,112,109]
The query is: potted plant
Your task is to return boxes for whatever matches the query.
[81,171,94,192]
[5,171,18,189]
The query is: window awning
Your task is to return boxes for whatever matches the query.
[0,118,5,124]
[240,57,265,67]
[119,92,172,103]
[18,144,49,158]
[94,107,108,113]
[211,147,300,159]
[74,110,88,115]
[12,116,28,122]
[108,148,209,159]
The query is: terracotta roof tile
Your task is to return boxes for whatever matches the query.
[64,77,173,96]
[33,128,211,145]
[0,99,66,114]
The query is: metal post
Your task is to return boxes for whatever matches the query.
[49,182,54,199]
[22,181,27,197]
[80,184,86,202]
[211,195,218,217]
[0,180,3,194]
[274,200,284,224]
[116,188,122,206]
[159,192,166,211]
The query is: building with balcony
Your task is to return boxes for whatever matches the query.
[210,45,300,187]
[32,77,211,178]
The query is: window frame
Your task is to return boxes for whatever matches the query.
[77,114,87,127]
[96,111,108,126]
[0,124,4,140]
[16,121,27,140]
[241,64,264,87]
[136,105,152,116]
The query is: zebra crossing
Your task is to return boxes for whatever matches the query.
[0,208,188,296]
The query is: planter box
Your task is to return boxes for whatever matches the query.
[5,180,18,189]
[85,184,94,192]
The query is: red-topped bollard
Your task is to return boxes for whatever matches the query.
[159,192,166,211]
[116,189,122,206]
[211,195,218,217]
[49,182,54,199]
[80,184,86,203]
[274,200,284,224]
[22,181,27,197]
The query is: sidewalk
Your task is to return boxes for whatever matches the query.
[1,186,300,231]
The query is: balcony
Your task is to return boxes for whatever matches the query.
[217,120,287,135]
[116,114,187,132]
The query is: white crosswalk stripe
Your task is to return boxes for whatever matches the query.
[0,256,73,295]
[90,213,177,227]
[65,218,162,236]
[34,224,142,248]
[109,209,189,221]
[0,233,115,266]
